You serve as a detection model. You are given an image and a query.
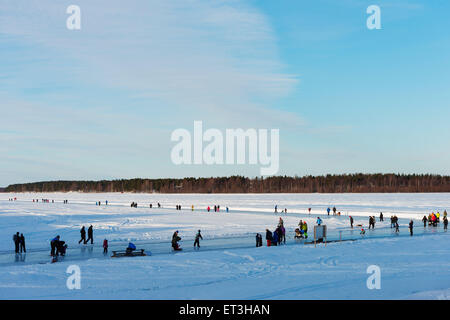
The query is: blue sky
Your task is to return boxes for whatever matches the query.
[1,0,449,186]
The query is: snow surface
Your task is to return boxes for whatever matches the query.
[0,192,449,299]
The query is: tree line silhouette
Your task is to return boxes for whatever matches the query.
[3,174,450,193]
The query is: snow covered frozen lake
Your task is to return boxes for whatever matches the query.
[0,192,449,299]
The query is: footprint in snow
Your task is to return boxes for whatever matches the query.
[223,251,255,262]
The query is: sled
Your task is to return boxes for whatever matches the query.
[111,249,147,257]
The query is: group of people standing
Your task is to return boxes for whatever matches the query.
[390,215,399,229]
[148,203,162,208]
[12,232,26,253]
[265,217,286,247]
[295,220,308,239]
[422,211,448,229]
[274,205,288,214]
[213,205,220,212]
[327,206,338,216]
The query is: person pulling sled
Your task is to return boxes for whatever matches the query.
[172,231,182,251]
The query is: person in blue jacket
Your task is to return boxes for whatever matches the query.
[316,217,322,226]
[126,242,136,255]
[50,235,60,256]
[272,230,278,246]
[327,207,331,216]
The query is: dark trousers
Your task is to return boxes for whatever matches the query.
[79,235,86,244]
[51,243,56,256]
[19,243,26,253]
[103,247,108,254]
[86,235,93,244]
[14,242,19,253]
[194,239,200,248]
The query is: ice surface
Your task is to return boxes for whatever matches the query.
[0,192,448,299]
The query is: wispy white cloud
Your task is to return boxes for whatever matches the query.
[0,0,298,127]
[0,0,301,184]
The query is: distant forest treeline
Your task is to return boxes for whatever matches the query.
[3,174,450,193]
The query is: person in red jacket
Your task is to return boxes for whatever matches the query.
[103,239,108,254]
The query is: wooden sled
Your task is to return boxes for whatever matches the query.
[111,249,147,258]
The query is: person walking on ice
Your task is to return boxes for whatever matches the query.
[194,230,203,249]
[409,220,414,236]
[79,226,86,244]
[86,225,94,244]
[422,216,427,227]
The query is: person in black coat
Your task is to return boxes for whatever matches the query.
[409,220,414,236]
[50,235,60,256]
[86,225,94,244]
[19,234,26,253]
[79,226,86,244]
[194,230,203,248]
[172,231,182,251]
[265,229,272,247]
[13,232,20,253]
[422,216,427,227]
[255,233,261,247]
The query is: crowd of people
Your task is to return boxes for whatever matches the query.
[9,198,449,259]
